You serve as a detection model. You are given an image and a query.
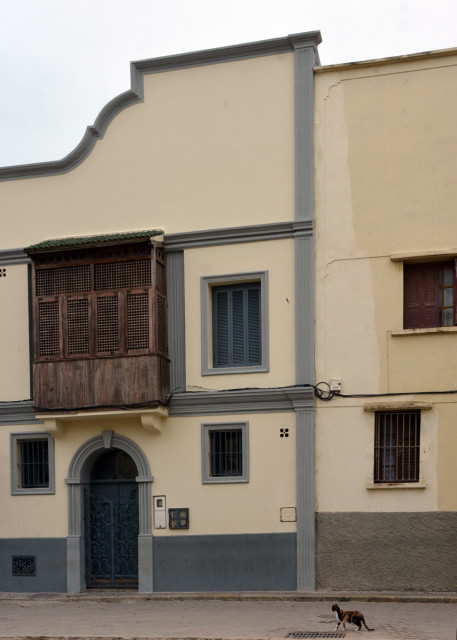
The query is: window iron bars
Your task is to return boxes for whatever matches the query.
[374,411,420,483]
[19,439,49,488]
[209,429,243,477]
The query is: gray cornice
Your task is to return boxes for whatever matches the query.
[133,32,322,74]
[168,386,314,416]
[0,248,30,265]
[0,31,321,183]
[1,220,313,264]
[164,220,313,251]
[0,400,43,425]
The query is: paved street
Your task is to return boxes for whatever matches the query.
[0,593,456,640]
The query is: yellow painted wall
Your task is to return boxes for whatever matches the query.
[0,53,294,251]
[314,51,457,512]
[0,264,31,401]
[184,238,296,390]
[0,413,297,538]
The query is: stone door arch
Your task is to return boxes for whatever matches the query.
[66,431,153,592]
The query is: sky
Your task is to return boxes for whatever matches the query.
[1,0,456,167]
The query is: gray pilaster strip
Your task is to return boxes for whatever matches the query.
[66,535,84,593]
[296,409,315,591]
[166,251,186,393]
[295,235,314,384]
[292,43,318,222]
[291,36,318,593]
[138,534,154,592]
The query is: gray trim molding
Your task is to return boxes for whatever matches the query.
[65,432,153,592]
[168,385,314,416]
[1,221,314,268]
[201,421,249,483]
[164,220,313,251]
[295,236,314,385]
[294,44,318,222]
[0,32,321,182]
[0,401,42,425]
[10,432,55,495]
[167,251,186,393]
[0,248,30,265]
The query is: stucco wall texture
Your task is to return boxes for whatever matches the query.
[316,512,457,592]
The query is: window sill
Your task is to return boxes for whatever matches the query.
[391,327,457,336]
[202,477,249,484]
[366,481,426,490]
[202,364,269,376]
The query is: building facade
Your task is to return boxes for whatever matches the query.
[314,47,457,591]
[0,32,321,592]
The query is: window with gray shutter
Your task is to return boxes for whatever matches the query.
[212,282,261,368]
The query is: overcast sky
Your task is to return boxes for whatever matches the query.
[1,0,456,167]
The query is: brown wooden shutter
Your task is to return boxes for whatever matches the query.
[454,258,457,325]
[404,263,439,329]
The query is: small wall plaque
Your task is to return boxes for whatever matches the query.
[280,507,297,522]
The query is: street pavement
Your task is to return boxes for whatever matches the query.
[0,591,456,640]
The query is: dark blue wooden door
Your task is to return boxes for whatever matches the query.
[85,481,139,588]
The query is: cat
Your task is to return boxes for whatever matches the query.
[332,603,375,632]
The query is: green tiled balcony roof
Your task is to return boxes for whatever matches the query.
[26,229,163,253]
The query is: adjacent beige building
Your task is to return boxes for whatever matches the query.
[314,47,457,590]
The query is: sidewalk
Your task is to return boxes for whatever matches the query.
[0,591,456,640]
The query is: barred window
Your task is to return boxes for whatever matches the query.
[374,411,420,483]
[11,434,55,495]
[201,423,249,484]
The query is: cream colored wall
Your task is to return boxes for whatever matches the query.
[185,238,296,389]
[0,264,31,401]
[316,403,438,512]
[314,52,457,513]
[0,412,296,538]
[0,53,294,251]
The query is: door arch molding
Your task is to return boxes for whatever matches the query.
[66,431,153,592]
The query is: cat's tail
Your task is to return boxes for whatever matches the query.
[362,618,375,631]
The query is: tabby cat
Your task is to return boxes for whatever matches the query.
[332,603,375,632]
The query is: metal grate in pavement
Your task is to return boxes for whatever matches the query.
[286,632,345,639]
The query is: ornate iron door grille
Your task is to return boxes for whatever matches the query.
[85,482,139,588]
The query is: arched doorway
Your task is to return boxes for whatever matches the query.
[85,449,139,588]
[66,432,154,593]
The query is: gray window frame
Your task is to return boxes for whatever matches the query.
[10,433,55,495]
[201,271,269,376]
[201,422,249,484]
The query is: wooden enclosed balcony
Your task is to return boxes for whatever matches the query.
[26,231,170,413]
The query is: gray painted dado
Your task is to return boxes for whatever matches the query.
[0,538,66,592]
[153,533,296,592]
[317,512,457,592]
